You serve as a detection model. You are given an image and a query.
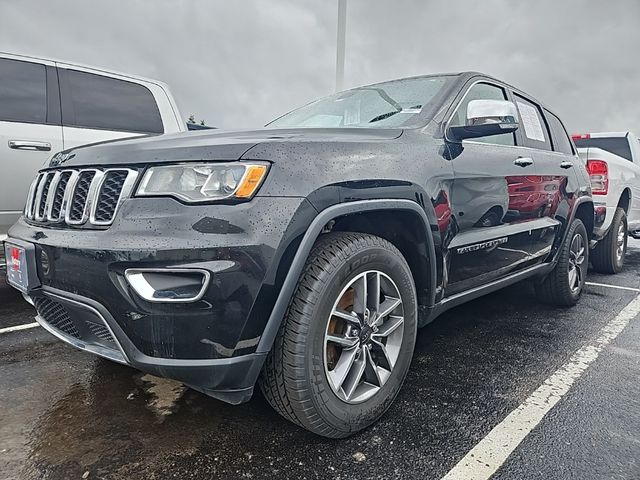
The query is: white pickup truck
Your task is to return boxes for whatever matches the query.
[573,131,640,273]
[0,52,187,238]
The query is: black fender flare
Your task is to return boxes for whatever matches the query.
[550,195,594,265]
[255,199,437,354]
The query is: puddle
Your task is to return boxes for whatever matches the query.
[23,360,203,478]
[20,357,300,479]
[139,374,186,418]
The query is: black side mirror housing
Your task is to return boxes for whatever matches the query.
[448,122,519,142]
[447,99,519,143]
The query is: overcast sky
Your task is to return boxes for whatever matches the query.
[1,0,639,133]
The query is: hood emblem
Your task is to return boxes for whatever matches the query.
[50,152,75,167]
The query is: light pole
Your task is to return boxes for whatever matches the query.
[335,0,347,92]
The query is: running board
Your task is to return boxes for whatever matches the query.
[425,263,554,324]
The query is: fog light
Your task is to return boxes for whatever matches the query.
[125,269,210,303]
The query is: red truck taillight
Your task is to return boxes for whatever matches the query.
[586,159,608,195]
[571,133,591,140]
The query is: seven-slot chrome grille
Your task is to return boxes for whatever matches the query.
[25,168,138,227]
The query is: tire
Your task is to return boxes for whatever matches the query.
[259,232,418,438]
[536,218,588,306]
[591,207,627,274]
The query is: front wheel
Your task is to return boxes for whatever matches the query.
[536,218,588,306]
[259,232,418,438]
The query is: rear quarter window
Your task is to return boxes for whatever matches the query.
[60,68,164,134]
[544,109,574,155]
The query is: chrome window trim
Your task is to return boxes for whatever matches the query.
[458,140,578,158]
[443,79,516,146]
[443,78,564,155]
[511,92,554,152]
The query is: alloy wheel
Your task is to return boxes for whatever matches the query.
[323,270,404,404]
[616,221,626,263]
[568,233,586,293]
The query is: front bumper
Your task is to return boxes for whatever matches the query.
[7,195,316,403]
[26,286,265,403]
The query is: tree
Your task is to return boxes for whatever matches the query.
[187,114,206,125]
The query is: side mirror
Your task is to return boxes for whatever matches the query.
[448,99,519,142]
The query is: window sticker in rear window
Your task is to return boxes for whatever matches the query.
[516,101,545,142]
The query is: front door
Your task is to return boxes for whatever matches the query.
[0,57,63,235]
[444,82,553,296]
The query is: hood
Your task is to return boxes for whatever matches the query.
[45,127,403,168]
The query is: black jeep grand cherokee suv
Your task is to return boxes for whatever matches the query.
[5,72,594,437]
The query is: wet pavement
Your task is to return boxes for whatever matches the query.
[2,243,640,479]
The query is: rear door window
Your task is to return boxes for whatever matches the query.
[544,109,574,155]
[0,58,47,124]
[513,94,552,151]
[59,68,164,134]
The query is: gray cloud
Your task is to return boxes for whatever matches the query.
[1,0,639,133]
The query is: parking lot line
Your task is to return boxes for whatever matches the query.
[440,293,640,480]
[585,281,640,293]
[0,322,40,334]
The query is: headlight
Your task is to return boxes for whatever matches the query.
[136,162,269,202]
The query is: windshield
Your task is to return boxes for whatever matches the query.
[574,136,633,162]
[268,76,451,129]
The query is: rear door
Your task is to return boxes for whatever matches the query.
[512,94,574,260]
[444,81,550,295]
[57,66,165,149]
[0,56,63,234]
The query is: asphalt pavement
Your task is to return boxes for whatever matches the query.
[1,242,640,480]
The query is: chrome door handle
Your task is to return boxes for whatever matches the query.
[560,161,573,169]
[514,157,534,167]
[8,140,52,151]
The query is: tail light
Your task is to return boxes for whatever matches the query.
[572,133,591,141]
[586,159,608,195]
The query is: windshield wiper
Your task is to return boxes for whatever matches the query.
[369,110,401,123]
[360,87,403,112]
[369,104,422,124]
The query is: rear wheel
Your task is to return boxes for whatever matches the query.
[536,218,588,306]
[259,232,418,438]
[591,207,627,274]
